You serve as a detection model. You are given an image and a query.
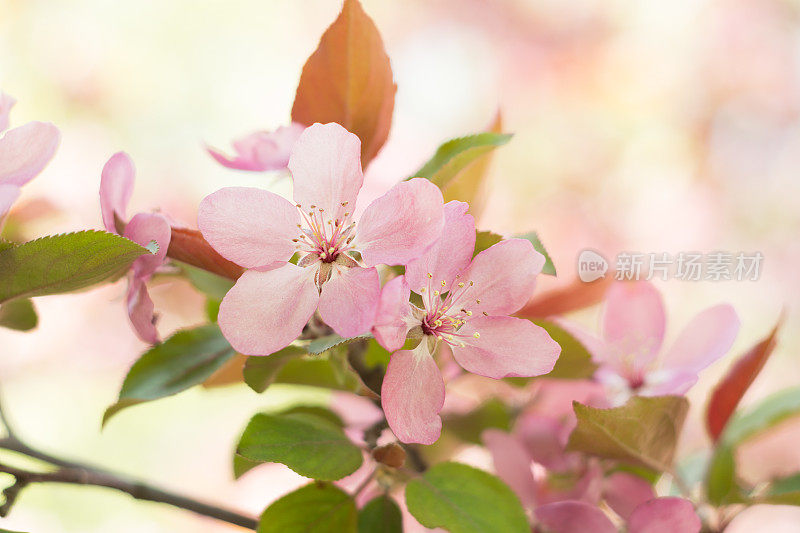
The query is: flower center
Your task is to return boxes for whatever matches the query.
[292,202,357,264]
[417,272,485,348]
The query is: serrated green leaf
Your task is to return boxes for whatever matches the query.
[444,398,513,445]
[0,231,153,304]
[236,412,363,481]
[566,396,689,472]
[0,298,37,331]
[258,482,357,533]
[103,324,235,425]
[411,133,512,193]
[306,333,371,355]
[358,495,402,533]
[243,346,306,393]
[275,353,361,392]
[405,462,528,533]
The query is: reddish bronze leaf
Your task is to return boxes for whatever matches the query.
[291,0,395,167]
[515,276,611,319]
[167,227,244,280]
[706,318,782,442]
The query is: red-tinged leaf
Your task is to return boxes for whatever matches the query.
[706,318,783,442]
[515,276,612,319]
[167,227,244,281]
[291,0,396,167]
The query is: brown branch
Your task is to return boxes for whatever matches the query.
[0,459,257,529]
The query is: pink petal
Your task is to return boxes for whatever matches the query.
[535,501,616,533]
[452,316,560,379]
[207,123,304,172]
[516,414,572,471]
[198,186,299,269]
[602,281,666,366]
[0,92,15,132]
[456,238,544,317]
[627,497,701,533]
[0,121,60,187]
[372,275,413,352]
[640,369,698,396]
[218,264,319,356]
[99,152,135,234]
[126,276,160,344]
[405,200,475,293]
[123,213,171,279]
[483,429,537,509]
[0,184,20,219]
[381,345,445,445]
[603,472,656,521]
[356,178,444,267]
[289,123,363,221]
[318,266,380,338]
[661,304,740,374]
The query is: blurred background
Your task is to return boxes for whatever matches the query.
[1,0,799,530]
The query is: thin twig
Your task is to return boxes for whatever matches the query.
[0,461,258,529]
[0,385,258,529]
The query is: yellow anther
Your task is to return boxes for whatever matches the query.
[328,247,335,254]
[427,273,433,279]
[482,311,488,316]
[441,280,446,287]
[296,203,302,208]
[433,290,440,297]
[319,208,324,212]
[466,311,473,316]
[343,212,349,217]
[341,201,349,206]
[310,204,316,208]
[458,282,465,288]
[420,287,427,293]
[320,252,327,259]
[469,281,474,286]
[296,224,302,228]
[473,332,480,339]
[476,299,481,304]
[460,342,466,347]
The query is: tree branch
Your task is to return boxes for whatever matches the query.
[0,383,258,530]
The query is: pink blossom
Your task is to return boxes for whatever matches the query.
[207,123,304,172]
[0,91,60,221]
[99,152,171,344]
[535,498,701,533]
[372,201,560,444]
[483,380,648,511]
[199,123,444,356]
[562,281,740,403]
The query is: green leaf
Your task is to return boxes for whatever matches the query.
[444,399,513,445]
[243,346,306,393]
[275,352,360,392]
[0,231,153,304]
[103,324,236,425]
[0,298,37,331]
[412,133,512,192]
[258,482,357,533]
[706,445,739,505]
[358,495,402,533]
[473,231,503,257]
[505,320,597,386]
[517,232,556,276]
[566,396,689,472]
[720,387,800,447]
[306,333,371,355]
[471,231,556,276]
[181,262,235,300]
[769,473,800,495]
[236,412,363,481]
[405,462,529,533]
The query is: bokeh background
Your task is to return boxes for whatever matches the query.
[1,0,799,530]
